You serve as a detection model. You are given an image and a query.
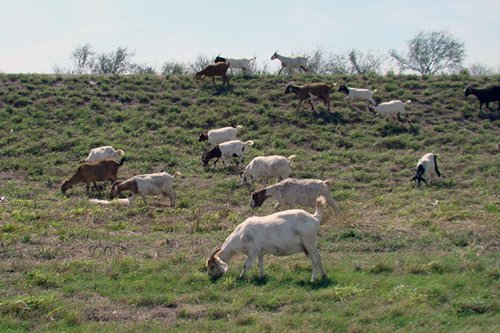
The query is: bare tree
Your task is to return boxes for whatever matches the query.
[348,49,386,75]
[189,55,212,72]
[390,30,465,75]
[467,63,495,76]
[71,44,94,74]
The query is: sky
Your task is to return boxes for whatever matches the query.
[1,0,499,73]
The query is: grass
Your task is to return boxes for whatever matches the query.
[0,72,499,332]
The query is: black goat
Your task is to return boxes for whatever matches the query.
[464,84,500,111]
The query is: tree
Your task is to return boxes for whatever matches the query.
[161,61,188,76]
[71,44,94,74]
[467,63,495,76]
[91,47,135,74]
[390,30,465,75]
[348,49,386,75]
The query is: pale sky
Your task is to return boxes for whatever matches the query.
[1,0,499,73]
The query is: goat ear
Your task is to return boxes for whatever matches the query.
[208,246,222,259]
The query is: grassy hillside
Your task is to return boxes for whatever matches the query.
[0,73,499,332]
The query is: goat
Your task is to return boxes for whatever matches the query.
[410,153,441,186]
[368,100,412,121]
[214,55,255,73]
[337,84,377,105]
[240,155,296,185]
[195,62,230,87]
[271,51,308,74]
[284,82,334,112]
[81,146,124,163]
[464,84,500,111]
[109,171,182,207]
[206,196,327,281]
[250,178,341,214]
[199,125,243,146]
[61,158,125,195]
[202,140,254,168]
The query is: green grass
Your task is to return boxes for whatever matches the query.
[0,73,499,332]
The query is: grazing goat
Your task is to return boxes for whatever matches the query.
[337,84,377,105]
[410,153,441,186]
[464,84,500,111]
[202,140,254,168]
[61,158,125,195]
[199,125,243,146]
[214,55,255,73]
[110,171,182,207]
[82,146,124,163]
[271,51,308,74]
[250,178,341,214]
[240,155,296,185]
[206,196,327,281]
[284,82,334,112]
[195,62,230,87]
[368,100,412,121]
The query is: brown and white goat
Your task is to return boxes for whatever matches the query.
[284,82,334,112]
[61,158,125,195]
[195,62,230,87]
[109,171,182,207]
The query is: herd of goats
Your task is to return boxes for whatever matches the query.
[36,51,500,281]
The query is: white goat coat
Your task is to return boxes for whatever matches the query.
[344,87,377,104]
[129,172,179,206]
[221,58,255,71]
[252,178,340,213]
[417,153,437,182]
[272,53,308,72]
[240,155,295,184]
[85,146,124,162]
[372,100,411,118]
[209,199,327,281]
[219,140,254,164]
[206,126,241,146]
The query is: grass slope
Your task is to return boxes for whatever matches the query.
[0,73,499,332]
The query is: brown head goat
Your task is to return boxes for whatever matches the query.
[195,62,230,87]
[284,82,334,112]
[61,158,125,196]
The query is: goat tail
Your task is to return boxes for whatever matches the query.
[323,179,334,187]
[433,155,441,177]
[287,155,297,162]
[313,196,327,223]
[244,140,254,146]
[404,100,412,105]
[115,149,125,157]
[173,171,182,178]
[235,125,243,130]
[372,89,378,93]
[119,156,126,166]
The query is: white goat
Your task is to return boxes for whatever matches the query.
[250,178,341,214]
[410,153,441,186]
[215,55,255,73]
[271,51,309,74]
[83,146,124,163]
[206,196,327,281]
[198,126,243,146]
[337,84,377,105]
[109,171,182,207]
[240,155,296,185]
[202,140,254,168]
[369,100,412,120]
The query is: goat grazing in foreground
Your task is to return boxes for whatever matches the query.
[284,82,334,112]
[271,51,309,74]
[202,140,254,168]
[195,62,230,87]
[240,155,296,185]
[61,158,125,196]
[410,153,441,186]
[198,125,243,146]
[464,84,500,111]
[206,196,328,282]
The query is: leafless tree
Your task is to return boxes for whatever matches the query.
[390,30,465,75]
[91,47,135,74]
[348,49,386,75]
[71,44,94,74]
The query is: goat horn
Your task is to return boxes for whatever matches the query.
[208,246,222,259]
